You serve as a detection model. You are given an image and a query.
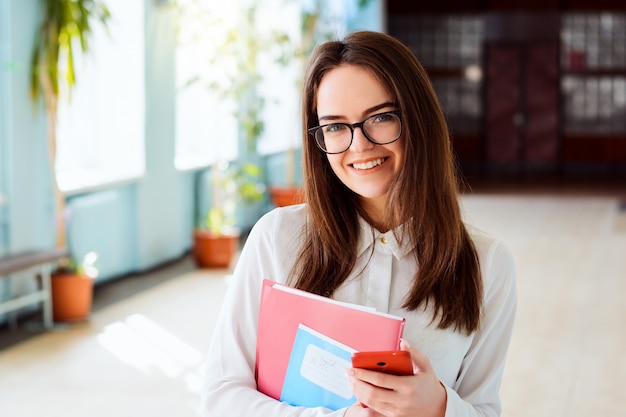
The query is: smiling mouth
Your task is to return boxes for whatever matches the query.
[351,157,387,170]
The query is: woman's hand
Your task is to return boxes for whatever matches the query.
[344,403,385,417]
[345,340,447,417]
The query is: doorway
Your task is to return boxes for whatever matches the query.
[483,13,561,173]
[485,42,560,173]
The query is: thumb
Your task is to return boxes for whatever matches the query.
[400,338,433,375]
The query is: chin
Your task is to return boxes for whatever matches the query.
[353,187,390,200]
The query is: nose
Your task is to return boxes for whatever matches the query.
[349,126,374,153]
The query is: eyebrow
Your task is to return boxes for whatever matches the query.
[318,101,396,123]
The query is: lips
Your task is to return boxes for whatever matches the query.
[351,157,387,170]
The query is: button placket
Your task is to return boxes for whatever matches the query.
[366,235,393,313]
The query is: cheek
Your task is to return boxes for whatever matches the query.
[326,155,344,176]
[391,140,405,171]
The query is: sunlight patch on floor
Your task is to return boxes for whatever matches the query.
[97,313,205,392]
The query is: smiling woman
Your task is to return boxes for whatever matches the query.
[201,31,516,417]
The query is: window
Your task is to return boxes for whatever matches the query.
[389,14,485,134]
[257,0,346,155]
[561,13,626,134]
[174,0,238,169]
[562,76,626,134]
[55,0,145,193]
[561,13,626,70]
[391,15,484,69]
[175,0,330,164]
[255,0,302,155]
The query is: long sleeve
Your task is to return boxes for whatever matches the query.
[442,238,518,416]
[200,206,347,417]
[200,206,517,417]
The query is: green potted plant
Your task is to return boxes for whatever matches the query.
[193,161,265,268]
[51,251,99,322]
[176,0,291,211]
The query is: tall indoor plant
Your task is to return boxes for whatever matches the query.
[30,0,110,250]
[178,0,291,157]
[29,0,109,320]
[176,0,292,197]
[267,4,326,207]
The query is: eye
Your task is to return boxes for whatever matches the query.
[323,123,348,134]
[370,112,394,124]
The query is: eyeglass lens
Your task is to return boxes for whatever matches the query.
[314,112,401,154]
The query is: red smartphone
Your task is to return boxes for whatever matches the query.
[351,350,414,376]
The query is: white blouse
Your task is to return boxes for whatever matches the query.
[201,204,517,417]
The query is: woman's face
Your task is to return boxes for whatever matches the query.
[315,64,404,209]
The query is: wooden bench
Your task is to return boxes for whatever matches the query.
[0,248,69,329]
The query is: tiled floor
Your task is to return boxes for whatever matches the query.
[461,193,626,417]
[1,190,625,417]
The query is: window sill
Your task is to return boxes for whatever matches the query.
[59,172,146,197]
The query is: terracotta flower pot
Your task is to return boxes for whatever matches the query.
[193,229,239,268]
[269,186,304,207]
[51,272,93,322]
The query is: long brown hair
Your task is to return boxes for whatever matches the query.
[290,31,482,334]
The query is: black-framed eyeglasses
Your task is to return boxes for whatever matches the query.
[308,110,402,154]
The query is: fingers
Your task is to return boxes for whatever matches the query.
[348,343,447,417]
[344,403,384,417]
[347,374,396,411]
[346,366,399,390]
[400,338,433,375]
[346,364,417,413]
[399,338,412,351]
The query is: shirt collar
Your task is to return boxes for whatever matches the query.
[356,216,415,259]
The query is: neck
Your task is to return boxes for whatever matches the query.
[359,196,390,233]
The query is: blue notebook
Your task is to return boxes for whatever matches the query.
[280,324,358,410]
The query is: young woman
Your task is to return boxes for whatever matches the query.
[201,31,516,417]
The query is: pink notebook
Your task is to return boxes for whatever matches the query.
[256,279,405,406]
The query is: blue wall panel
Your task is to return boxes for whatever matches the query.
[66,188,136,283]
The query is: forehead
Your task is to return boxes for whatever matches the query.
[316,64,392,117]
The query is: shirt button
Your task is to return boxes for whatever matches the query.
[380,236,387,244]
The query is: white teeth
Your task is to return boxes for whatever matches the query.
[352,158,384,170]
